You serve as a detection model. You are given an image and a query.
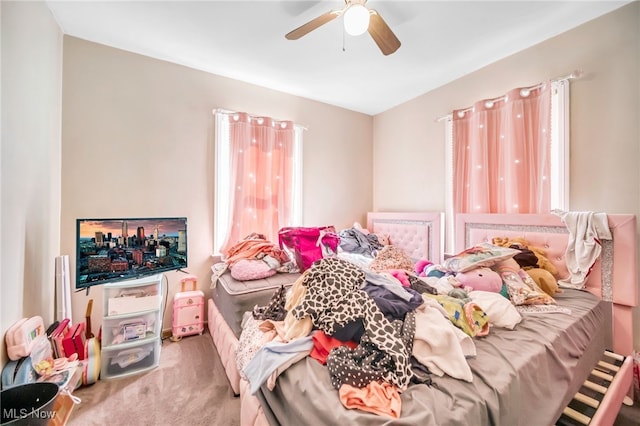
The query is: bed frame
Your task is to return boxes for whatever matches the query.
[210,212,635,426]
[456,213,637,425]
[367,211,444,263]
[208,212,443,426]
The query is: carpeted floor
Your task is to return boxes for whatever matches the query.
[68,334,239,426]
[67,331,640,426]
[615,398,640,426]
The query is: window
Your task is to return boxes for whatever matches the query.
[444,79,570,252]
[214,110,303,256]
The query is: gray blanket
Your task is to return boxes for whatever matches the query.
[256,289,609,426]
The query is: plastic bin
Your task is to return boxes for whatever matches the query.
[100,337,161,379]
[0,382,58,425]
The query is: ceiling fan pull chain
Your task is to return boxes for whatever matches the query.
[342,26,346,52]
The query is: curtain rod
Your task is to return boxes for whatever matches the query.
[434,69,584,123]
[213,108,308,130]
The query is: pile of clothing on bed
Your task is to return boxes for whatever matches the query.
[234,236,566,419]
[220,225,388,281]
[218,233,295,281]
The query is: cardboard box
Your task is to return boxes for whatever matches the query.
[49,392,75,426]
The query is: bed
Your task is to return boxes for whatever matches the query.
[207,212,444,403]
[245,212,636,426]
[364,211,444,264]
[208,268,300,395]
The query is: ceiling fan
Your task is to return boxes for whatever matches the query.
[285,0,401,56]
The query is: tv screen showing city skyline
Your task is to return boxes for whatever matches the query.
[76,217,188,289]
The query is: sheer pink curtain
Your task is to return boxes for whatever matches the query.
[219,112,295,255]
[453,82,552,214]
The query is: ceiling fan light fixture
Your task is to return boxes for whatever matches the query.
[343,4,370,36]
[285,1,399,55]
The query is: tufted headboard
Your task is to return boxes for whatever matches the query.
[455,213,638,356]
[367,212,444,264]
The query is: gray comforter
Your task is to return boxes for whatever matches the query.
[256,289,609,426]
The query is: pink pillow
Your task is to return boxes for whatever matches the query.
[455,267,502,293]
[230,259,276,281]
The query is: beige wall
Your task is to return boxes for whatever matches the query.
[1,1,63,365]
[61,37,373,330]
[374,2,640,349]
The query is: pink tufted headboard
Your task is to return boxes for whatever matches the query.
[367,212,444,264]
[455,213,638,356]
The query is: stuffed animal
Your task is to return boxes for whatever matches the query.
[491,236,560,296]
[525,268,560,296]
[491,236,558,275]
[414,259,433,277]
[388,269,411,287]
[528,246,558,277]
[455,267,503,293]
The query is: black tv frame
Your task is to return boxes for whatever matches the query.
[75,217,188,290]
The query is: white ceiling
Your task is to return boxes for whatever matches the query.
[46,0,630,115]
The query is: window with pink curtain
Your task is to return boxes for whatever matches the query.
[217,112,297,256]
[452,82,552,214]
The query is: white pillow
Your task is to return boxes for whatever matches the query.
[443,243,520,273]
[468,290,522,330]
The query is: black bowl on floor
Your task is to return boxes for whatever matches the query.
[1,382,59,425]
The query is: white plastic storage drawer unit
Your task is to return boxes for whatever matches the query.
[100,338,161,380]
[101,273,163,379]
[101,310,161,348]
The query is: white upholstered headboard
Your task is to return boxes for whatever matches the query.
[367,212,444,264]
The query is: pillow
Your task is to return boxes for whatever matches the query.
[454,267,502,293]
[443,243,520,273]
[468,291,522,329]
[230,259,276,281]
[494,258,556,306]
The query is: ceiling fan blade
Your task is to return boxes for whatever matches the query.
[368,10,401,56]
[285,9,343,40]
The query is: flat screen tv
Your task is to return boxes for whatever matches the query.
[76,217,188,289]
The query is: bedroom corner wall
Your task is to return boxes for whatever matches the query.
[373,2,640,350]
[60,37,373,331]
[0,1,63,365]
